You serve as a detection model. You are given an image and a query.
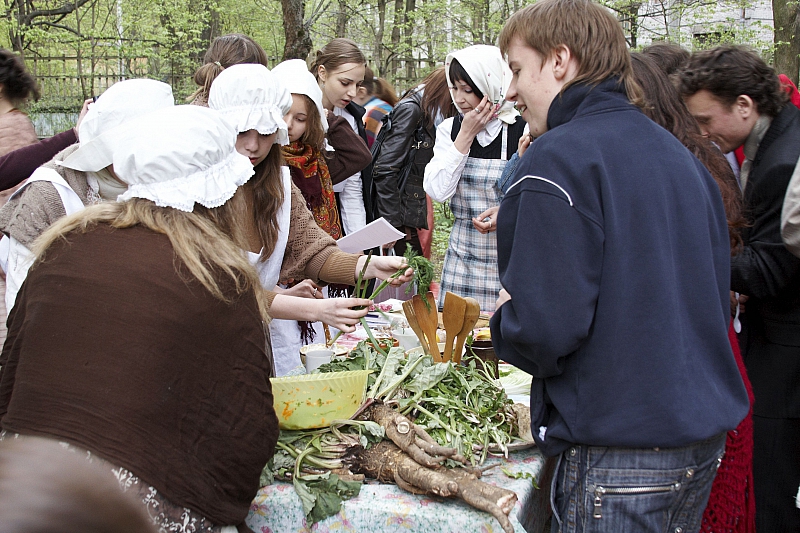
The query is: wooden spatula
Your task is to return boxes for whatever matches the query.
[453,297,481,364]
[442,292,466,362]
[402,299,430,355]
[412,292,440,361]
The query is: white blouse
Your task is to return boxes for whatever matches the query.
[423,116,504,202]
[330,106,367,234]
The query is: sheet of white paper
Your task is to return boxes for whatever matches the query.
[336,217,405,253]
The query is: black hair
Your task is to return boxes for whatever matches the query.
[448,58,484,101]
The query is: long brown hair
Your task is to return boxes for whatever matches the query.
[190,34,269,103]
[293,94,326,150]
[630,52,745,252]
[373,78,398,106]
[199,143,285,262]
[498,0,643,107]
[418,66,457,130]
[190,33,285,263]
[34,199,271,321]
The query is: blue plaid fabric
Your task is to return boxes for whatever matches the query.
[440,141,507,312]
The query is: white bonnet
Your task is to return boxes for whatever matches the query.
[208,64,293,145]
[60,79,175,171]
[114,105,254,212]
[271,59,329,132]
[445,45,519,124]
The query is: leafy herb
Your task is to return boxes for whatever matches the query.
[294,472,362,524]
[403,243,435,307]
[318,340,520,466]
[501,467,540,489]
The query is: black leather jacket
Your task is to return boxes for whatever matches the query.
[370,90,434,229]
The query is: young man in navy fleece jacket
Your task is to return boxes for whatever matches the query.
[490,1,750,531]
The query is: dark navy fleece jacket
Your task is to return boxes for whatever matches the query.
[490,80,749,457]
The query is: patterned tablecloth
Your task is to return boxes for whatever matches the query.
[246,446,546,533]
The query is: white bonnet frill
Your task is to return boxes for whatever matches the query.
[445,45,519,125]
[271,59,329,132]
[114,105,254,212]
[208,64,293,145]
[60,78,175,172]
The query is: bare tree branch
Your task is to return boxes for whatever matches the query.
[19,0,93,26]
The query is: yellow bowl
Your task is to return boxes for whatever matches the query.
[299,343,349,365]
[270,370,371,430]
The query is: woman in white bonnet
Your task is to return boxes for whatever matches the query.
[207,63,412,375]
[423,45,526,312]
[0,105,277,533]
[0,78,174,312]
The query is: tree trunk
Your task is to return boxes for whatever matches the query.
[375,0,387,75]
[281,0,313,60]
[390,0,403,76]
[403,0,415,83]
[336,0,348,37]
[773,0,800,85]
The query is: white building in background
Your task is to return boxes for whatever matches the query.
[629,0,774,50]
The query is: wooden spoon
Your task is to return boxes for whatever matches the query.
[412,293,440,361]
[442,292,466,363]
[402,299,430,355]
[453,297,481,364]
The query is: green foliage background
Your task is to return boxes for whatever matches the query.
[1,0,779,119]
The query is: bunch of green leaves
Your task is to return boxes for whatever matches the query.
[319,340,521,466]
[402,243,435,307]
[397,358,519,465]
[329,248,435,351]
[262,420,386,525]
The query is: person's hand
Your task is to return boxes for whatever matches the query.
[496,288,511,310]
[73,98,92,137]
[358,255,413,286]
[314,298,373,332]
[472,206,499,234]
[454,96,496,154]
[730,291,748,315]
[518,132,532,158]
[279,279,323,299]
[381,240,397,251]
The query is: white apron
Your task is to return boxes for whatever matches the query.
[1,167,86,311]
[247,168,301,377]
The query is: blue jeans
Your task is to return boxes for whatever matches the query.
[550,432,726,533]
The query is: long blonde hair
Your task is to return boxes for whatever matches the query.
[33,199,271,322]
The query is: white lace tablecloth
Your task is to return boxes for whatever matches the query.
[246,446,545,533]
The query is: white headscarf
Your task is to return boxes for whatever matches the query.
[445,45,519,125]
[208,64,293,146]
[114,105,254,212]
[60,79,175,172]
[271,59,329,132]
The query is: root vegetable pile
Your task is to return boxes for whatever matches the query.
[263,341,533,531]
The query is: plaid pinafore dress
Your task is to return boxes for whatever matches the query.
[440,116,525,312]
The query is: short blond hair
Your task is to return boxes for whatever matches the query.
[499,0,642,106]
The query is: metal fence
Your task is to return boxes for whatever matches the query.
[26,53,196,136]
